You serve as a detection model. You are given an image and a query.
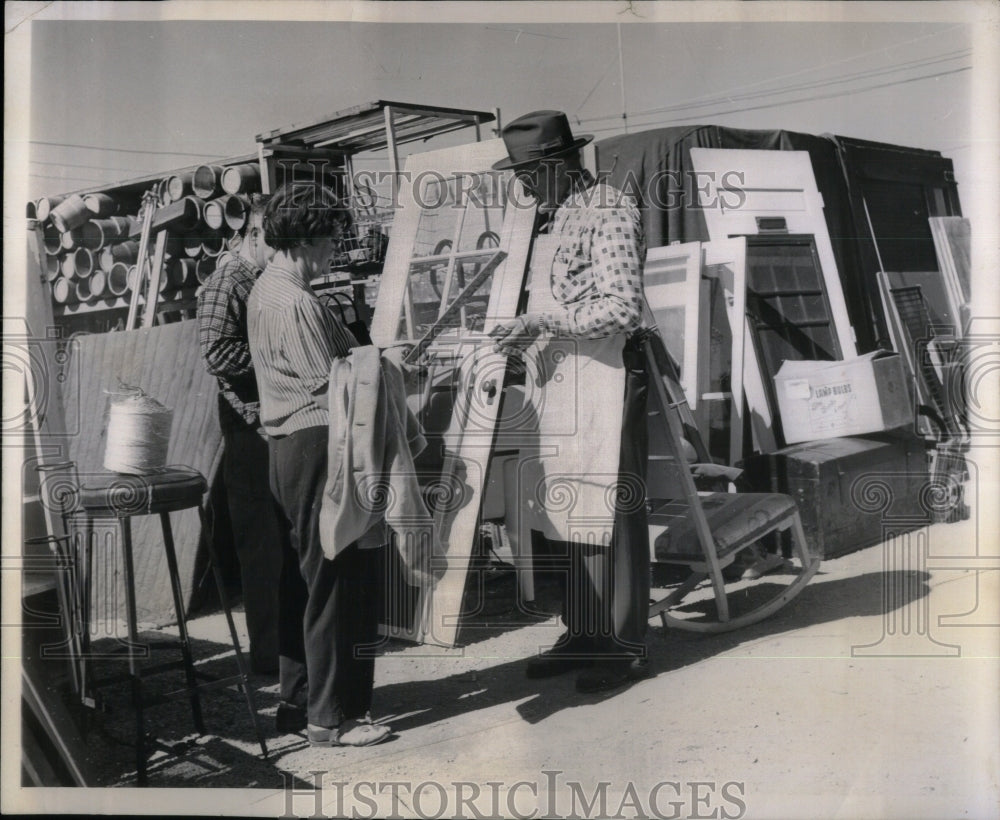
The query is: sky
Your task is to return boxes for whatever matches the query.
[3,5,999,812]
[16,10,986,213]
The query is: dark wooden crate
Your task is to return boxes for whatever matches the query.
[742,431,930,560]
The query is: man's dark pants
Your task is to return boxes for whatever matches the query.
[221,418,284,673]
[537,336,650,657]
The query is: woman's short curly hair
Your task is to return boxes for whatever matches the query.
[263,181,352,251]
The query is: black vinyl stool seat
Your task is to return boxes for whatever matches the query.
[78,469,209,516]
[71,465,268,785]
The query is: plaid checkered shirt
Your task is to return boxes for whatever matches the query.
[197,255,262,430]
[536,170,646,339]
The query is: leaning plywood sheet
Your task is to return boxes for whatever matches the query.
[20,225,75,599]
[61,320,221,624]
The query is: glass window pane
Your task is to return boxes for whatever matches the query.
[397,171,509,345]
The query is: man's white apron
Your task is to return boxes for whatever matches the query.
[520,235,627,545]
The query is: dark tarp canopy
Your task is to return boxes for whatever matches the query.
[594,125,881,353]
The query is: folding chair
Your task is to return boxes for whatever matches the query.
[641,332,821,633]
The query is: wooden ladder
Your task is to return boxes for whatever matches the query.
[125,191,170,330]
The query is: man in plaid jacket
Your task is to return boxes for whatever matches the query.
[197,197,288,687]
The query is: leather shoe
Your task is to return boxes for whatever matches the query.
[275,701,307,733]
[525,638,596,679]
[575,657,651,694]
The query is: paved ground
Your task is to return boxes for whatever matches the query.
[19,517,999,819]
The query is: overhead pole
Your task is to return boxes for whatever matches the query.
[383,104,401,202]
[617,22,629,134]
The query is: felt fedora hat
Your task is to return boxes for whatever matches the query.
[492,110,594,171]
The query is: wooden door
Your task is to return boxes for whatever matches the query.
[691,149,857,452]
[371,139,536,647]
[690,148,856,353]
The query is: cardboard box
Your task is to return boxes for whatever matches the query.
[774,352,912,444]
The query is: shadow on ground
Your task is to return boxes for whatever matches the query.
[26,567,929,787]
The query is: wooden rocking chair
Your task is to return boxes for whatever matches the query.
[641,332,820,633]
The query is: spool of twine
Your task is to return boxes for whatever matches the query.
[103,386,173,474]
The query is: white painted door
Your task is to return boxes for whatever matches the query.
[690,148,856,356]
[691,148,857,451]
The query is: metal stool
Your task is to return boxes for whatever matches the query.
[68,465,267,784]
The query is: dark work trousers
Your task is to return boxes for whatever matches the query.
[221,419,283,673]
[540,337,651,658]
[268,425,381,728]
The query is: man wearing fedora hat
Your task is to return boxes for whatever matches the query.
[490,110,651,694]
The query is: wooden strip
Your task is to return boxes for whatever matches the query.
[403,250,506,365]
[125,196,156,330]
[141,231,169,328]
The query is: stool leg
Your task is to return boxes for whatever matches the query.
[120,518,147,786]
[198,507,268,760]
[78,520,94,707]
[159,511,205,734]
